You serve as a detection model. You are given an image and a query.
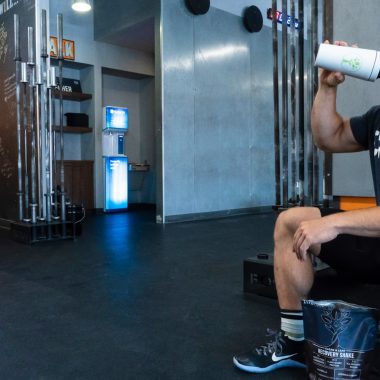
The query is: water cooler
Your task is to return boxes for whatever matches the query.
[102,106,129,212]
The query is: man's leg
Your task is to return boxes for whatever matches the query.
[274,207,322,345]
[233,207,322,373]
[274,206,322,310]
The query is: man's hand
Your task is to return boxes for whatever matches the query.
[292,218,338,261]
[319,40,349,88]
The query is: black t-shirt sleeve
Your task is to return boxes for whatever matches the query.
[350,112,370,149]
[350,106,380,150]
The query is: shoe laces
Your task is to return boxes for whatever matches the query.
[254,329,286,357]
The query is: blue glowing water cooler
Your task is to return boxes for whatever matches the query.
[104,156,128,211]
[102,106,129,212]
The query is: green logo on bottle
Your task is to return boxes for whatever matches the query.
[341,55,361,71]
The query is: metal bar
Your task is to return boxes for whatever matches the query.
[41,9,47,58]
[298,0,305,205]
[14,14,23,221]
[290,0,297,204]
[49,67,58,219]
[45,94,52,223]
[40,9,51,223]
[306,1,314,205]
[281,0,288,207]
[35,65,43,220]
[21,62,30,221]
[41,9,50,222]
[41,9,49,221]
[27,26,37,224]
[57,13,66,224]
[46,69,53,223]
[272,0,281,207]
[312,0,319,205]
[51,67,59,220]
[322,0,333,208]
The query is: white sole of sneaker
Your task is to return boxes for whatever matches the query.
[233,357,306,373]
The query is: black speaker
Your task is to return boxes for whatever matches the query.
[185,0,210,15]
[243,5,263,33]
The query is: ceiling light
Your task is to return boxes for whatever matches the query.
[72,0,92,13]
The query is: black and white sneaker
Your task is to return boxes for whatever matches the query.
[233,329,306,373]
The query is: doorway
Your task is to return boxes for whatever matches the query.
[102,68,156,209]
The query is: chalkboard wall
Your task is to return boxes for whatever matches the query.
[0,0,35,221]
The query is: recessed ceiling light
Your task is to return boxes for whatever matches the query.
[72,0,92,13]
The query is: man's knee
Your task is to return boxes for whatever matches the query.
[273,207,321,244]
[274,207,300,243]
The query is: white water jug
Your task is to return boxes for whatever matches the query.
[315,43,380,82]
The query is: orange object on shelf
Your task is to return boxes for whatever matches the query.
[339,196,376,211]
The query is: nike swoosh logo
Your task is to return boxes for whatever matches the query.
[272,352,298,362]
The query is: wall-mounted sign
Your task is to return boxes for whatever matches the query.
[56,77,82,93]
[50,36,75,60]
[267,8,299,29]
[63,39,75,60]
[50,36,57,57]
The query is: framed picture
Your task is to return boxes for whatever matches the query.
[63,39,75,60]
[49,37,75,61]
[49,36,58,58]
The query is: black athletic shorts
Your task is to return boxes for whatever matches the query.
[318,208,380,284]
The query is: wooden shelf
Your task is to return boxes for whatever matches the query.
[50,58,93,70]
[54,126,92,134]
[53,90,92,101]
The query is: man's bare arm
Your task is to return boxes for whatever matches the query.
[311,41,365,153]
[325,207,380,237]
[293,207,380,260]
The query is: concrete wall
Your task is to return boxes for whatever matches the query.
[94,0,157,42]
[332,0,380,197]
[0,0,35,221]
[139,77,156,204]
[140,78,156,170]
[160,1,275,221]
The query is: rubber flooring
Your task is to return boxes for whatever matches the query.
[0,210,378,380]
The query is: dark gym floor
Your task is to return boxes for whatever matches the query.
[0,210,378,380]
